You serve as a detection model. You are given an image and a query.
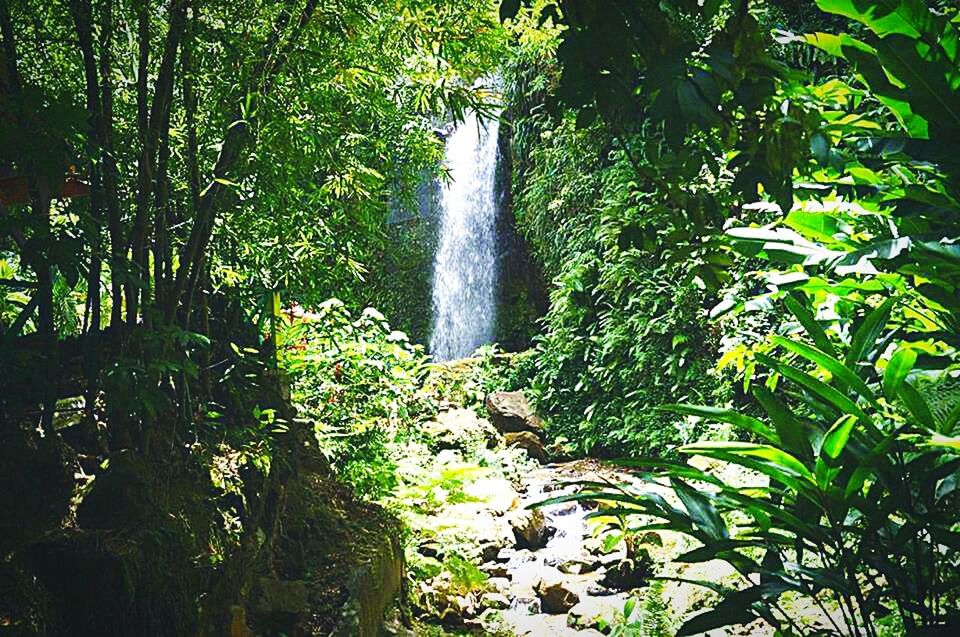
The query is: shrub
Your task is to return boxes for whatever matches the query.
[278,299,431,498]
[551,297,960,636]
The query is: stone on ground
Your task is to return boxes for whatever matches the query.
[423,408,499,451]
[508,508,551,549]
[505,431,549,463]
[485,391,545,435]
[534,569,581,614]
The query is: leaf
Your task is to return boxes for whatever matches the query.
[845,297,896,370]
[784,293,836,356]
[772,335,878,407]
[882,346,917,401]
[898,380,935,428]
[672,478,729,541]
[821,414,857,460]
[814,0,943,41]
[757,354,879,437]
[664,404,777,442]
[681,442,816,484]
[752,386,812,458]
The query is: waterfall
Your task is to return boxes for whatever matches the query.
[429,112,500,361]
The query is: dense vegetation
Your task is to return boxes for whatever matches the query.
[3,0,960,634]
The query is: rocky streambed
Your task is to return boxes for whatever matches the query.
[397,391,667,636]
[407,457,662,636]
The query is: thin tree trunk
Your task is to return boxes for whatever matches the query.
[168,0,320,324]
[129,0,188,326]
[98,0,124,329]
[1,2,58,431]
[70,0,107,433]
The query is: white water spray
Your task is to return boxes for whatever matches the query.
[429,112,500,361]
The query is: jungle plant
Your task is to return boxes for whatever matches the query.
[546,296,960,636]
[277,299,430,497]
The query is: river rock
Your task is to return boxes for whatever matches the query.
[534,570,580,614]
[508,508,551,549]
[481,562,509,578]
[585,583,616,596]
[485,391,544,436]
[480,592,510,610]
[567,593,631,630]
[557,557,597,575]
[254,578,309,615]
[505,431,548,463]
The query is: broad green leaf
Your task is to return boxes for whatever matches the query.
[815,0,943,41]
[821,414,857,460]
[753,386,812,458]
[664,404,777,442]
[882,347,917,401]
[845,297,896,370]
[772,335,878,407]
[898,380,936,429]
[757,354,879,437]
[681,442,816,484]
[784,293,836,356]
[672,478,729,541]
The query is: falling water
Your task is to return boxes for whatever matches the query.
[429,112,500,361]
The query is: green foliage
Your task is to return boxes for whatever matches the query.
[442,554,489,596]
[507,111,730,455]
[278,299,430,498]
[549,300,960,635]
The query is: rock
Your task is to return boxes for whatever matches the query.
[463,476,520,515]
[481,562,509,578]
[480,592,510,610]
[600,551,654,591]
[505,431,548,463]
[512,596,541,614]
[557,557,597,575]
[437,503,513,562]
[585,583,616,597]
[567,594,631,630]
[534,571,580,614]
[485,391,544,436]
[487,577,511,593]
[424,408,499,452]
[508,508,551,549]
[418,539,442,559]
[255,578,309,615]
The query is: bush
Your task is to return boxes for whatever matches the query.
[554,296,960,636]
[278,299,431,498]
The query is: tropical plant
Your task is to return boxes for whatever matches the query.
[545,296,960,636]
[277,299,431,497]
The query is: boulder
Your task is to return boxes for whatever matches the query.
[557,557,597,575]
[480,592,510,610]
[504,431,548,463]
[567,594,632,630]
[484,391,544,436]
[481,562,509,578]
[508,508,551,549]
[424,408,499,452]
[534,571,580,614]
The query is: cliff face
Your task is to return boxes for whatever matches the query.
[493,117,548,353]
